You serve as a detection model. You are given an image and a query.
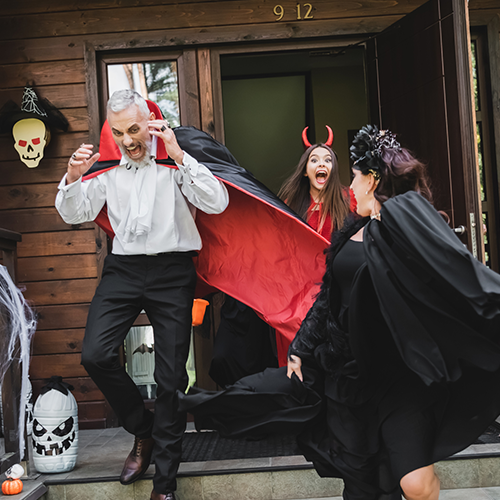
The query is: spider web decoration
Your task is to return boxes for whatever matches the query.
[21,87,47,117]
[0,265,37,456]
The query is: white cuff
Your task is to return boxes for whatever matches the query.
[176,151,200,178]
[57,173,82,197]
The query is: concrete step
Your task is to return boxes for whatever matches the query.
[39,453,500,500]
[35,428,500,500]
[300,492,500,500]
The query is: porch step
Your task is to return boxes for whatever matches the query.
[39,479,500,500]
[33,428,500,500]
[38,450,500,500]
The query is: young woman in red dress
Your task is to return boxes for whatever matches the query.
[278,126,356,240]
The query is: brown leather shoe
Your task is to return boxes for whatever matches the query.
[119,436,155,485]
[150,490,176,500]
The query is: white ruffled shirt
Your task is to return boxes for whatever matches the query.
[55,140,229,255]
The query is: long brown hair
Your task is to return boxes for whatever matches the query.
[278,144,350,233]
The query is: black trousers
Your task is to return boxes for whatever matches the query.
[81,252,197,493]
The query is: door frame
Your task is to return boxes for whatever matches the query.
[205,38,368,144]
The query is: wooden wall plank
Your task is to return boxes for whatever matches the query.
[0,208,93,233]
[18,254,98,282]
[36,304,90,330]
[77,401,111,422]
[60,108,89,133]
[31,377,101,403]
[0,37,85,65]
[0,183,59,210]
[1,0,225,16]
[469,8,500,24]
[30,353,88,378]
[1,1,428,40]
[17,230,97,258]
[0,85,87,109]
[3,60,85,88]
[32,329,84,355]
[0,183,60,210]
[0,160,69,186]
[469,0,500,9]
[0,16,404,67]
[35,305,146,330]
[23,278,98,305]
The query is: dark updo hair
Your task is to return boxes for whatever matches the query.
[374,147,433,204]
[350,124,432,205]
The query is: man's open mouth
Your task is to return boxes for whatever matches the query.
[126,144,143,159]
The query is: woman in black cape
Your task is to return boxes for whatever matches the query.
[179,125,500,500]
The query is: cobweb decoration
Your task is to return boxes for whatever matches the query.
[0,265,37,455]
[20,87,47,117]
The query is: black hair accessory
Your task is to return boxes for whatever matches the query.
[350,124,401,178]
[40,376,75,396]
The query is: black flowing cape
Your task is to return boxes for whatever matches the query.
[83,100,329,365]
[180,191,500,492]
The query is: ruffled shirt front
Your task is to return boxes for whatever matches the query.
[55,141,229,255]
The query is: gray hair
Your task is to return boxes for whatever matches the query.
[107,89,149,117]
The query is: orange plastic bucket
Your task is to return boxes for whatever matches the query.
[191,299,209,326]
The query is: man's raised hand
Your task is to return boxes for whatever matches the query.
[66,144,100,185]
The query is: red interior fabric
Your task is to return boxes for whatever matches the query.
[195,184,328,364]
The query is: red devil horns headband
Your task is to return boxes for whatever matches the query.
[302,125,334,149]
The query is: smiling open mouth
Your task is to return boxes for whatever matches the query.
[316,170,328,184]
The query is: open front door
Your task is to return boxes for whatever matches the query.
[368,0,482,259]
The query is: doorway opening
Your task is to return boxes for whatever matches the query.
[219,46,369,193]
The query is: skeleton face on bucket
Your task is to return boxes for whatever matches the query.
[13,118,50,168]
[32,415,76,457]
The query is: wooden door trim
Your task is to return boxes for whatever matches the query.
[451,0,483,259]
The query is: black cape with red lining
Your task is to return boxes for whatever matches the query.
[83,101,329,366]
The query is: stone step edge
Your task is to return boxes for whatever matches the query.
[41,447,500,486]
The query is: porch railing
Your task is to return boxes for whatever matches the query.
[0,228,23,474]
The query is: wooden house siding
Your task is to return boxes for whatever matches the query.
[0,0,497,427]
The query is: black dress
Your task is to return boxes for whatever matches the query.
[209,296,278,387]
[179,191,500,500]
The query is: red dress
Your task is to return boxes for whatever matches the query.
[307,189,357,241]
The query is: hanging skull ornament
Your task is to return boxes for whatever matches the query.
[32,376,78,473]
[13,118,49,168]
[0,87,68,169]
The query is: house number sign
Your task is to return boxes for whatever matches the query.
[273,3,314,21]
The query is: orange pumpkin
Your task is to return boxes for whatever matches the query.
[2,478,23,495]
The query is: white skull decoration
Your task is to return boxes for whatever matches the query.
[13,118,49,168]
[0,87,68,169]
[32,379,78,473]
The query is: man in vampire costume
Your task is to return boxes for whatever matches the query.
[56,90,331,499]
[55,89,229,500]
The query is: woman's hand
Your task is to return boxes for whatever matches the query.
[287,354,303,382]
